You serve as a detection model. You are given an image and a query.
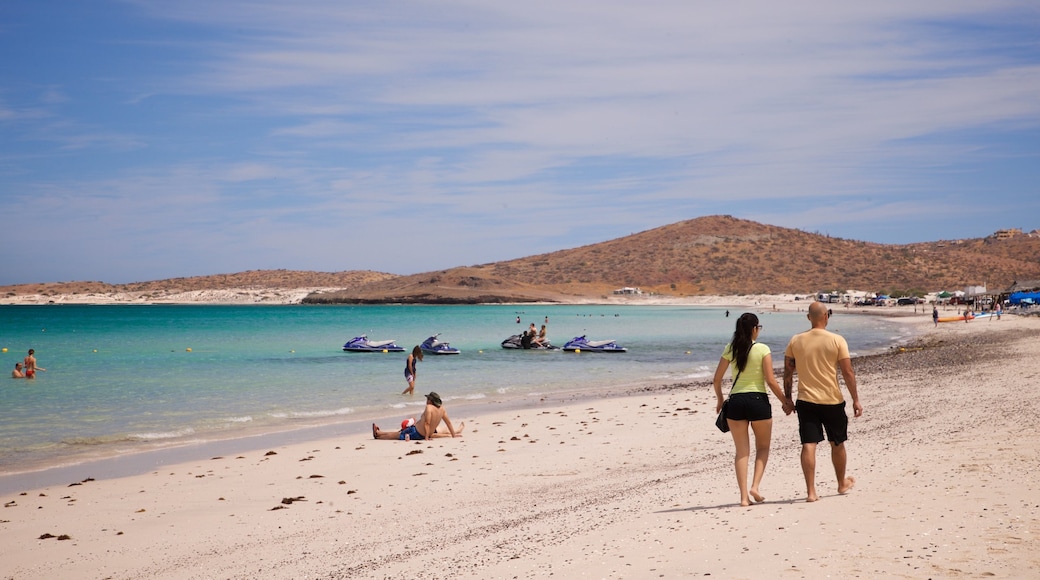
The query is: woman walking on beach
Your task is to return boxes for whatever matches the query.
[712,313,790,506]
[401,345,423,395]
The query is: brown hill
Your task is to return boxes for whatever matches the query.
[0,270,396,300]
[4,216,1038,304]
[306,215,1040,303]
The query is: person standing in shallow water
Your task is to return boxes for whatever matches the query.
[401,346,423,395]
[23,349,45,379]
[712,313,790,507]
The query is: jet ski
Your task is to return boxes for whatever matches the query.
[501,331,557,350]
[420,334,460,355]
[562,335,627,353]
[342,335,405,352]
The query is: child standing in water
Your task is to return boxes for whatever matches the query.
[402,345,423,395]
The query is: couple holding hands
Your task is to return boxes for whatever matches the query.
[712,302,862,506]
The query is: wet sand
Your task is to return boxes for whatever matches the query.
[2,313,1037,578]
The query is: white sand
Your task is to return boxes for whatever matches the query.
[2,313,1038,578]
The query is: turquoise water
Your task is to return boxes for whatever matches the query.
[0,304,912,471]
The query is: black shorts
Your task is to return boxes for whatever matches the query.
[726,392,772,422]
[796,400,848,445]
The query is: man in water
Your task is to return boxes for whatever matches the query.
[372,392,464,440]
[783,301,862,502]
[12,363,25,378]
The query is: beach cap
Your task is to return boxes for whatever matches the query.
[425,392,442,407]
[401,418,415,429]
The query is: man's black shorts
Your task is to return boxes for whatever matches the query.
[795,400,848,445]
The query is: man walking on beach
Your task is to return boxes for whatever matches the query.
[783,301,862,502]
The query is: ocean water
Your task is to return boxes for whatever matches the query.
[0,304,913,472]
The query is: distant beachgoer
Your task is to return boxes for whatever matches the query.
[516,316,521,324]
[12,363,25,379]
[401,346,423,395]
[373,392,463,440]
[996,303,1002,320]
[932,306,939,327]
[23,349,45,379]
[725,310,730,318]
[712,313,791,507]
[783,301,862,503]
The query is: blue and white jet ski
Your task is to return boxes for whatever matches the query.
[562,335,627,353]
[420,334,460,355]
[342,335,405,352]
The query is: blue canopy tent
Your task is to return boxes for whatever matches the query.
[1009,291,1040,304]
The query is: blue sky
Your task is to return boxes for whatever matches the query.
[2,1,1038,285]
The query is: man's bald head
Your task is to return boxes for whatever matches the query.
[808,301,830,327]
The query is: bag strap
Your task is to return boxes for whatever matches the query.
[730,341,755,389]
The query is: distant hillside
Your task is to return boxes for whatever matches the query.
[0,270,396,300]
[306,215,1040,303]
[5,216,1038,304]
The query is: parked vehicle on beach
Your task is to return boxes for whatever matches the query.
[342,335,405,352]
[562,335,627,353]
[420,334,460,355]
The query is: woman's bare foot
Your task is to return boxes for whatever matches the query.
[372,423,380,439]
[806,489,819,502]
[838,476,856,494]
[740,498,751,507]
[750,490,765,503]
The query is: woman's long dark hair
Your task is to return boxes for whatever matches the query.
[730,313,759,372]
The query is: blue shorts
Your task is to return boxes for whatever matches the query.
[398,425,424,440]
[796,400,848,445]
[726,392,772,422]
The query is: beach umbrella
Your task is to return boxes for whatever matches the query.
[937,291,952,298]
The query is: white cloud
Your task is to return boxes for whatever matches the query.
[1,0,1037,283]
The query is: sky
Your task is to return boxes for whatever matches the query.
[1,1,1039,285]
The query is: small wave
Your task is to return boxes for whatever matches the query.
[224,416,253,423]
[273,407,355,419]
[495,387,511,394]
[461,393,486,400]
[128,428,196,441]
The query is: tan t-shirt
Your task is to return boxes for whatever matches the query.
[784,328,850,405]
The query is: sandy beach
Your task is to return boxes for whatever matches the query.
[2,311,1037,579]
